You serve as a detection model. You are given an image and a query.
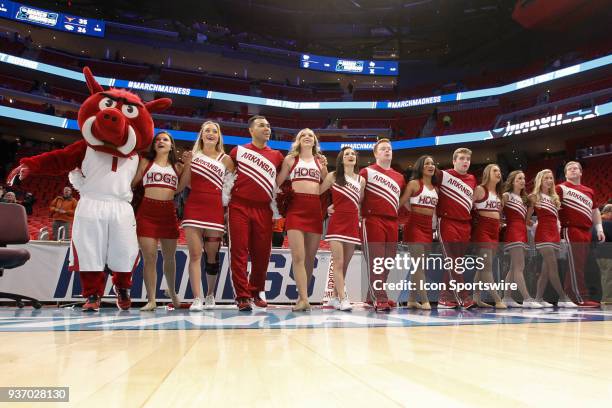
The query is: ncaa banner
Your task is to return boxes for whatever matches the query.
[2,242,364,303]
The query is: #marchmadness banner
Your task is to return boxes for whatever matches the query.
[2,242,364,303]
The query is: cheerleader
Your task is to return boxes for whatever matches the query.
[527,169,576,307]
[276,128,327,311]
[180,121,234,311]
[398,155,438,310]
[471,164,506,308]
[501,170,542,308]
[131,131,183,311]
[320,147,365,311]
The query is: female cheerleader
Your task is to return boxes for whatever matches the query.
[398,155,438,310]
[132,131,183,311]
[501,170,542,308]
[320,147,365,311]
[277,128,327,311]
[527,169,576,307]
[180,121,234,311]
[471,164,506,308]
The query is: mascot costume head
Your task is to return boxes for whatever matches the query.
[8,68,172,311]
[78,67,170,157]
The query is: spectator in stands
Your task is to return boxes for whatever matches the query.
[443,115,453,127]
[43,103,56,116]
[29,80,42,95]
[22,192,35,215]
[49,186,78,240]
[2,191,17,204]
[0,185,5,200]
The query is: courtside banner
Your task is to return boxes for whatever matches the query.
[2,242,364,303]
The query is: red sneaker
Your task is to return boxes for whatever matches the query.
[114,286,131,310]
[83,295,100,312]
[437,300,459,309]
[374,300,391,312]
[387,299,397,308]
[576,300,600,308]
[462,299,476,310]
[237,298,252,311]
[253,295,268,309]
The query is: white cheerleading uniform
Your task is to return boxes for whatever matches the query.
[289,157,322,183]
[409,181,438,210]
[142,162,178,190]
[69,147,140,273]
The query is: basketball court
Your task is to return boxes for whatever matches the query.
[0,306,610,406]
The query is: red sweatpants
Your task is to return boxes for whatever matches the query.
[228,199,273,299]
[80,271,132,297]
[362,216,399,302]
[562,226,592,303]
[437,217,472,304]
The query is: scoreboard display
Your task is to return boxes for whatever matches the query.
[0,1,105,38]
[301,53,398,76]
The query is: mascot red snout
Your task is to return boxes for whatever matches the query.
[78,67,171,157]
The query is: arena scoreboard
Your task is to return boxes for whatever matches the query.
[301,53,398,76]
[0,1,105,38]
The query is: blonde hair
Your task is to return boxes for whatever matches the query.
[531,169,560,208]
[480,164,503,197]
[192,121,224,154]
[453,147,472,161]
[288,128,321,157]
[564,161,582,174]
[373,138,391,153]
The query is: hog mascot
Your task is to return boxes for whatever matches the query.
[7,67,172,311]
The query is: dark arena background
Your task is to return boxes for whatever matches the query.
[0,0,611,405]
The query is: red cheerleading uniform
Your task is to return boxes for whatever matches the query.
[360,164,406,303]
[534,193,560,250]
[285,157,323,234]
[325,174,362,245]
[503,192,528,251]
[471,189,501,245]
[556,181,597,303]
[181,151,227,232]
[228,143,284,300]
[136,161,179,239]
[433,169,477,304]
[403,180,437,243]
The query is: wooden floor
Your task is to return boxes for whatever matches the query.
[0,320,610,407]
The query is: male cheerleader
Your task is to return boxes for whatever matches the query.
[434,147,477,309]
[360,138,406,311]
[557,161,605,307]
[228,116,284,311]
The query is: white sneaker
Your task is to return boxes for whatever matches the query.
[326,297,340,309]
[338,297,352,311]
[537,300,554,308]
[522,299,543,308]
[557,301,577,308]
[204,295,215,310]
[189,297,204,311]
[503,298,523,308]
